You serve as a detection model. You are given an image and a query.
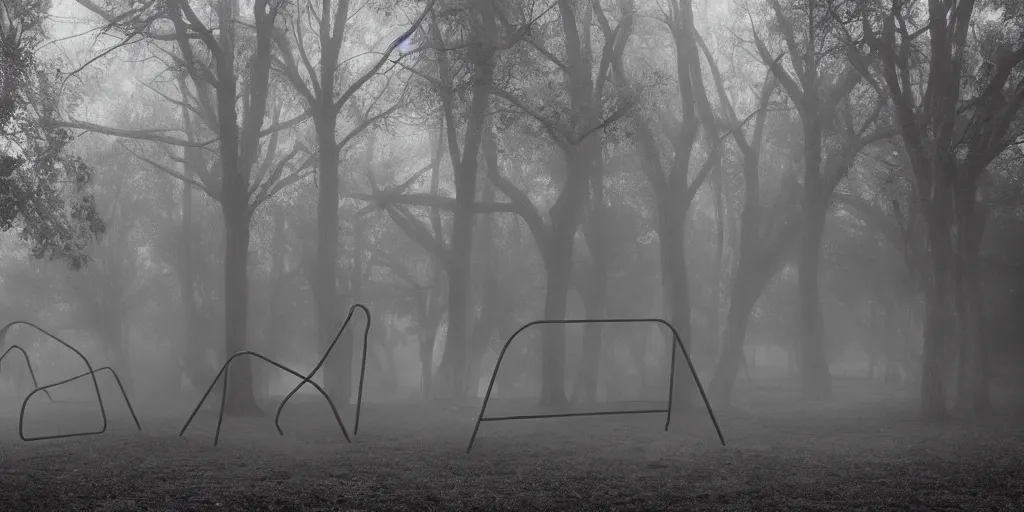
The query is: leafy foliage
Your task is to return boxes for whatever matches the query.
[0,0,104,269]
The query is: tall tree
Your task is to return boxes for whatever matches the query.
[358,1,514,399]
[175,74,202,392]
[701,14,891,403]
[751,0,892,400]
[362,119,449,398]
[70,0,318,414]
[857,0,1024,417]
[271,0,433,402]
[624,0,721,408]
[489,0,635,406]
[429,0,499,399]
[359,2,634,403]
[704,64,793,403]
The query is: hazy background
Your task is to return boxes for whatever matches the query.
[1,0,1022,423]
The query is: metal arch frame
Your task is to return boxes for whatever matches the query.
[0,345,54,402]
[20,366,142,441]
[178,350,351,447]
[466,317,727,454]
[274,304,372,436]
[0,321,115,441]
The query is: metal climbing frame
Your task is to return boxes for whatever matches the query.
[178,350,351,446]
[0,321,142,441]
[274,304,372,436]
[19,367,141,441]
[180,304,372,447]
[0,344,54,402]
[466,318,727,453]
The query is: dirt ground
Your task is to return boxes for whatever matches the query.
[0,378,1021,511]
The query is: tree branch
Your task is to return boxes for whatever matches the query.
[119,142,220,201]
[492,87,569,148]
[332,0,437,113]
[482,128,551,248]
[52,119,219,147]
[569,97,637,145]
[751,26,802,113]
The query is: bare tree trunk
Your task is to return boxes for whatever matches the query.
[420,314,440,398]
[272,0,363,405]
[341,216,366,403]
[539,241,574,407]
[179,167,202,390]
[573,164,608,406]
[433,2,497,399]
[658,212,696,409]
[702,69,790,405]
[221,200,259,415]
[633,0,721,409]
[219,85,260,415]
[572,287,605,405]
[710,164,726,348]
[437,166,476,399]
[315,116,347,402]
[215,0,270,417]
[710,279,761,401]
[536,0,604,409]
[421,124,446,400]
[868,301,882,380]
[920,188,956,419]
[256,204,287,400]
[968,259,990,414]
[177,76,204,393]
[798,200,831,399]
[466,181,503,398]
[539,146,592,407]
[954,181,989,415]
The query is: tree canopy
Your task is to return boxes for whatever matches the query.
[1,0,104,269]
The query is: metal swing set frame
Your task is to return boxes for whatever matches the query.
[465,317,726,453]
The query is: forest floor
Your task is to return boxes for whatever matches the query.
[0,377,1021,511]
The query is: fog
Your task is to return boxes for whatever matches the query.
[1,0,1022,509]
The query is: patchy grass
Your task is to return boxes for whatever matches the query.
[0,379,1022,511]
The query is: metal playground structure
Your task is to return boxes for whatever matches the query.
[0,321,141,441]
[465,318,726,453]
[178,304,372,446]
[2,305,726,452]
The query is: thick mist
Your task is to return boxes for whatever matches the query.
[0,0,1022,509]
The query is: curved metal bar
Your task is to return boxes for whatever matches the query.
[19,366,142,441]
[179,350,350,447]
[0,321,108,440]
[466,318,726,453]
[0,345,53,402]
[351,305,373,436]
[273,304,371,436]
